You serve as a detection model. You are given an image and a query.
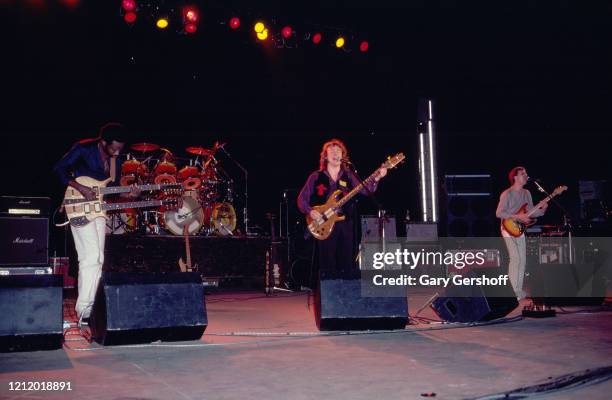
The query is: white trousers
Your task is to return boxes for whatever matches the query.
[502,229,526,299]
[71,217,106,319]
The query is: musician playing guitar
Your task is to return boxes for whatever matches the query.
[297,139,387,278]
[54,123,140,326]
[496,166,548,300]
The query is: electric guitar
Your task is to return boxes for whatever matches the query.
[501,185,568,237]
[62,176,182,227]
[307,153,405,240]
[178,225,197,272]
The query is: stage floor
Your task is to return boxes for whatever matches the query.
[1,289,611,400]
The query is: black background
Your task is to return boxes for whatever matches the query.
[3,1,611,254]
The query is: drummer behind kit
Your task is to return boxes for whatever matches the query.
[106,141,238,236]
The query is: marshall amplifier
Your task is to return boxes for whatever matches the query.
[0,196,51,217]
[0,217,49,266]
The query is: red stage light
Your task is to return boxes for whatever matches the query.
[121,0,136,12]
[124,11,137,24]
[312,32,322,45]
[229,17,241,29]
[60,0,80,8]
[183,6,199,23]
[281,26,293,39]
[185,23,197,34]
[360,41,369,52]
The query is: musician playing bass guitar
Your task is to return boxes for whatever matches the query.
[54,123,139,326]
[297,139,387,277]
[496,166,547,300]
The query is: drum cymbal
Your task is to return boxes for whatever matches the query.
[186,146,213,156]
[131,142,161,152]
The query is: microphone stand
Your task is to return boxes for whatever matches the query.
[219,146,251,236]
[533,180,574,264]
[344,161,387,253]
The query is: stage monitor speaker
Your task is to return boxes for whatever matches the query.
[315,273,408,331]
[432,270,518,323]
[91,272,207,345]
[0,217,49,266]
[405,222,438,242]
[0,275,63,351]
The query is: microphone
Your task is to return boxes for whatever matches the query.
[215,141,227,149]
[341,157,352,165]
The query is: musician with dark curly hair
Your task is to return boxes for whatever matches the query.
[297,139,387,277]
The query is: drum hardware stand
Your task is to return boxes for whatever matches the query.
[219,145,252,236]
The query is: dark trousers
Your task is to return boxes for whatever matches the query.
[317,219,357,277]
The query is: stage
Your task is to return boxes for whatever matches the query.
[1,289,610,400]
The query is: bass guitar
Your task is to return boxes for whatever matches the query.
[501,185,567,237]
[307,153,405,240]
[62,176,182,227]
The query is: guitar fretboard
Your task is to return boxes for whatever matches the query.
[102,200,165,211]
[101,184,169,195]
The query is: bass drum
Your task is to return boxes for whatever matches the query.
[204,202,236,236]
[162,196,204,235]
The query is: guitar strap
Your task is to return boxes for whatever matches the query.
[109,156,117,183]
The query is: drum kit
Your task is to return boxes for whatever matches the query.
[106,141,237,237]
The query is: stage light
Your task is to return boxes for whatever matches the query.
[121,0,136,12]
[359,41,369,52]
[256,28,269,41]
[185,23,197,34]
[281,26,293,39]
[335,36,345,48]
[183,6,199,23]
[60,0,80,8]
[124,11,137,24]
[312,32,322,45]
[229,17,240,29]
[254,22,265,33]
[156,18,169,29]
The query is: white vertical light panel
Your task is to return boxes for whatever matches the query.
[419,133,428,221]
[417,98,438,223]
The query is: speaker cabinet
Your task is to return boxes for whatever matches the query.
[91,272,207,345]
[315,273,408,331]
[432,269,518,322]
[529,263,606,306]
[0,217,49,266]
[446,196,495,237]
[0,275,63,351]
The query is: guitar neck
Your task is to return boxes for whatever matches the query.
[102,200,164,211]
[101,184,164,195]
[526,193,558,217]
[335,173,377,209]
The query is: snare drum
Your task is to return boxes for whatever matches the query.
[178,165,202,190]
[120,159,149,186]
[121,159,148,176]
[154,161,177,176]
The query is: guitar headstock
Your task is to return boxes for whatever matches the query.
[552,185,568,196]
[382,153,406,170]
[162,197,181,210]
